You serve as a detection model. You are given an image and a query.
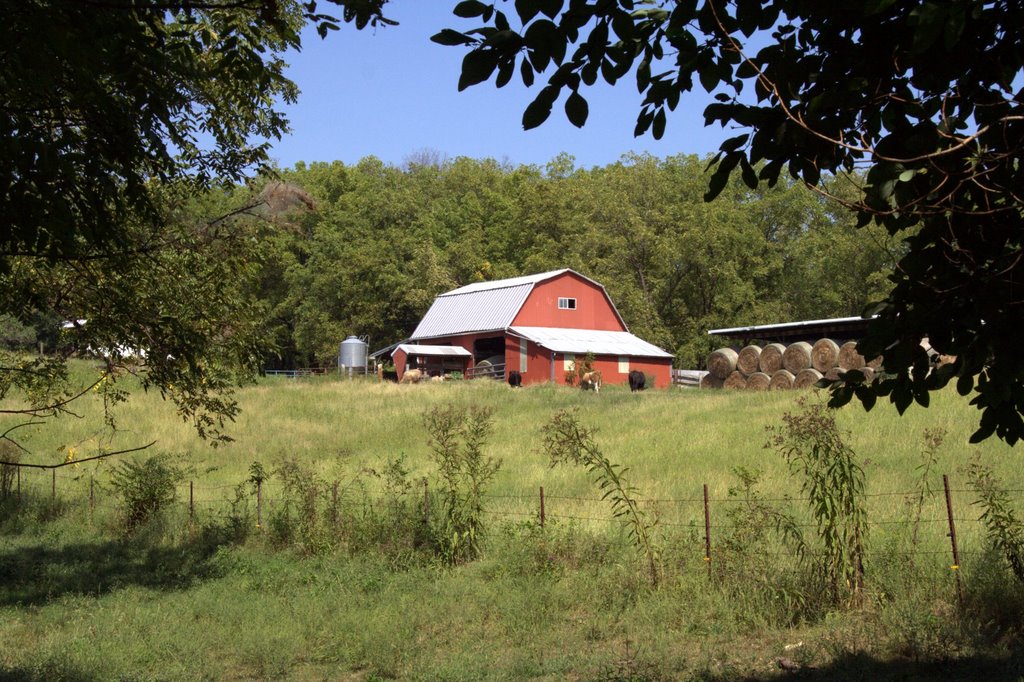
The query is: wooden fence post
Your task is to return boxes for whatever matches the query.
[189,481,194,522]
[704,483,712,577]
[539,486,545,527]
[943,474,964,607]
[422,479,430,525]
[256,479,263,530]
[331,480,339,528]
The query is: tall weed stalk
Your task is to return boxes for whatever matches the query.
[541,409,658,586]
[907,428,944,548]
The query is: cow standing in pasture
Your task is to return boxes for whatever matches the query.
[508,371,522,387]
[580,371,601,393]
[628,370,646,392]
[400,368,424,384]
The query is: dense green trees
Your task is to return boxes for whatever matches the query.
[262,153,896,370]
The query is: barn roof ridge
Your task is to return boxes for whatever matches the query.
[411,268,625,340]
[439,268,573,296]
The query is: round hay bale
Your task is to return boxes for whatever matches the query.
[794,368,824,389]
[783,342,813,373]
[700,372,724,389]
[746,371,771,391]
[866,354,884,370]
[707,347,738,380]
[759,343,786,374]
[769,369,795,390]
[838,341,866,370]
[723,370,747,389]
[824,367,843,381]
[860,366,876,384]
[811,338,840,372]
[736,345,762,376]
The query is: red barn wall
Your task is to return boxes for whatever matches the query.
[553,353,672,389]
[505,336,559,385]
[392,348,408,381]
[512,272,624,331]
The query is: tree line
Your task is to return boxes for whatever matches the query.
[254,152,901,370]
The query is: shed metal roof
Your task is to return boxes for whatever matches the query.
[393,344,472,358]
[510,327,672,358]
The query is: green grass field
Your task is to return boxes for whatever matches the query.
[2,366,1023,680]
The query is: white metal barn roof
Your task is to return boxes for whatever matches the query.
[509,327,672,358]
[410,281,534,338]
[410,268,626,340]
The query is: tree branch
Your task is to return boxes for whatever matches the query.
[0,441,157,469]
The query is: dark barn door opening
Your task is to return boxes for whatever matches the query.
[472,336,506,379]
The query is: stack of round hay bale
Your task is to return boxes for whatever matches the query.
[703,339,882,390]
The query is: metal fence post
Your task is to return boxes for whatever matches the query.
[704,483,712,577]
[943,474,965,607]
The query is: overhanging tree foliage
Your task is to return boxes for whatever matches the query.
[1,0,393,452]
[436,0,1024,444]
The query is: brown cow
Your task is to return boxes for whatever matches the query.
[580,371,601,393]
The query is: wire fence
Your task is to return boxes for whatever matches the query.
[4,464,1013,570]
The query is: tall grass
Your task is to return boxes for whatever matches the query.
[3,363,1023,679]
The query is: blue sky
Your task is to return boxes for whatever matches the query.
[269,2,731,172]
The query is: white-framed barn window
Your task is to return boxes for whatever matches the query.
[563,353,575,372]
[618,356,629,373]
[520,340,528,373]
[558,297,577,310]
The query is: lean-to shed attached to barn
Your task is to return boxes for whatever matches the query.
[388,269,673,387]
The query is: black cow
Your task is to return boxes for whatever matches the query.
[507,371,522,387]
[628,370,646,392]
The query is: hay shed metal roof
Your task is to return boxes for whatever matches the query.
[393,344,472,358]
[708,316,875,344]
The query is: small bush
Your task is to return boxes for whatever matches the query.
[766,395,867,607]
[423,404,500,564]
[965,456,1024,583]
[109,454,186,534]
[0,440,19,499]
[268,458,333,554]
[714,466,811,623]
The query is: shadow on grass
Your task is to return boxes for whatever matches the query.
[0,665,95,682]
[702,649,1024,682]
[0,526,237,607]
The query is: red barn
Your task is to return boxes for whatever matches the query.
[391,269,673,388]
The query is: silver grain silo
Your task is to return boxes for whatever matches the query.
[338,336,368,377]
